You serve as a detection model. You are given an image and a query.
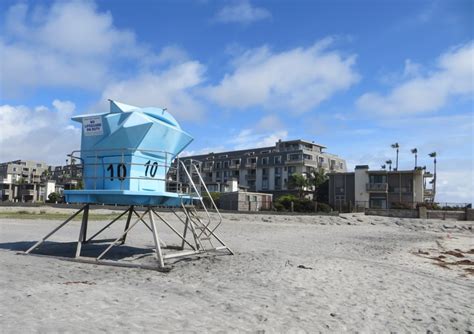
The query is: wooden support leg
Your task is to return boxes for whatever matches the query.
[151,209,196,250]
[86,207,130,243]
[181,216,189,250]
[25,205,86,254]
[75,204,89,258]
[120,205,134,244]
[96,208,150,260]
[148,209,165,268]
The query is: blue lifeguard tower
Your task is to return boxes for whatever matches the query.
[26,100,232,271]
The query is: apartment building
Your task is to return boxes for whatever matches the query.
[0,160,54,202]
[178,139,346,196]
[328,165,433,210]
[48,163,83,191]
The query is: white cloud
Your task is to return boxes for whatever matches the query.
[357,42,474,115]
[0,1,144,96]
[230,129,288,150]
[0,101,80,165]
[228,114,288,150]
[205,38,359,112]
[100,61,206,121]
[214,1,271,24]
[437,168,474,204]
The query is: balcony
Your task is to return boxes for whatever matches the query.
[229,164,240,169]
[245,162,257,168]
[285,159,303,164]
[366,183,388,192]
[21,189,36,196]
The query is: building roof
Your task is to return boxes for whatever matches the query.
[181,139,327,159]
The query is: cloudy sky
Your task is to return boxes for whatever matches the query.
[0,0,472,203]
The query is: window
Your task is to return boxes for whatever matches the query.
[247,157,257,164]
[216,162,221,169]
[274,156,282,164]
[223,161,229,168]
[275,176,281,187]
[36,164,42,167]
[260,150,269,154]
[262,178,269,189]
[319,157,325,164]
[288,166,296,175]
[219,154,228,158]
[339,162,344,169]
[274,167,281,175]
[303,154,312,160]
[216,171,221,178]
[288,153,301,161]
[13,167,17,172]
[370,175,387,183]
[370,198,387,209]
[261,157,269,165]
[232,159,240,165]
[262,168,268,176]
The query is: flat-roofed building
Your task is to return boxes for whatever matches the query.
[328,165,433,210]
[177,139,346,197]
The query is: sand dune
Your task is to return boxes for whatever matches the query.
[0,207,472,332]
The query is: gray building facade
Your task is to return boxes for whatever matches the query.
[328,165,429,210]
[179,139,346,196]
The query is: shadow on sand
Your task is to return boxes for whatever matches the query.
[0,240,156,261]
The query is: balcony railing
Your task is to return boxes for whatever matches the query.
[366,183,388,192]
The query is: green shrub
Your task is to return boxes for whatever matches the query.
[275,194,298,211]
[294,198,314,212]
[317,202,332,213]
[202,192,221,207]
[274,195,315,212]
[47,192,61,203]
[391,202,413,209]
[273,202,286,211]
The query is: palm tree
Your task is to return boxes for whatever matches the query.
[385,159,392,171]
[429,152,437,201]
[391,143,400,171]
[289,174,309,199]
[381,164,386,170]
[308,169,328,204]
[411,148,418,169]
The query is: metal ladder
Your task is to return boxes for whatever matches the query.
[177,161,224,249]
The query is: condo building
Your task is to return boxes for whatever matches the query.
[0,160,83,202]
[178,139,347,196]
[328,165,434,210]
[0,160,53,202]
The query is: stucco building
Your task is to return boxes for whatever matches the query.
[328,165,433,210]
[178,139,346,197]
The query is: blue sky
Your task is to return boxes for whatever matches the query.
[0,0,473,203]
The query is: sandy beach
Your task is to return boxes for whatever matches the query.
[0,207,473,333]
